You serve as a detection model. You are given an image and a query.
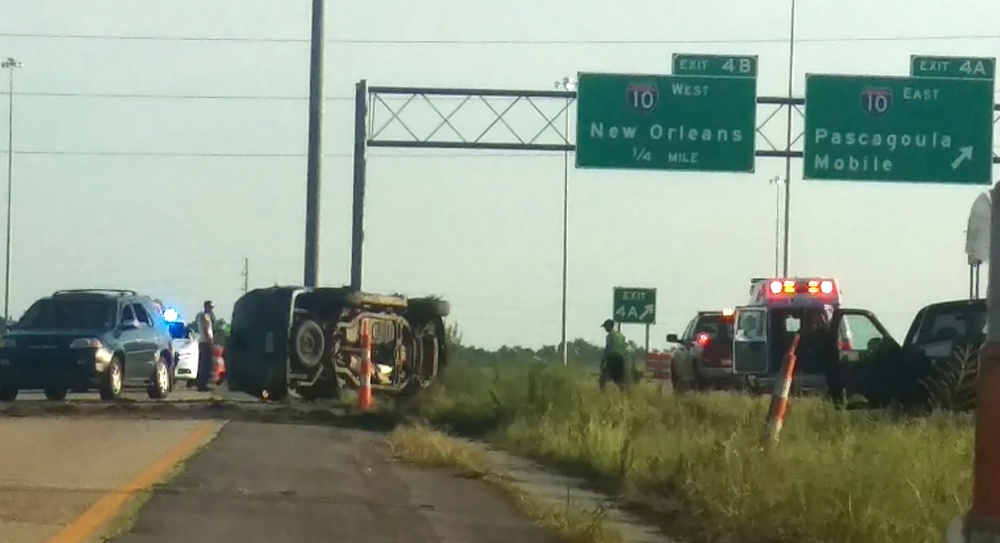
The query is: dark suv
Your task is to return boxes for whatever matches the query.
[0,289,174,401]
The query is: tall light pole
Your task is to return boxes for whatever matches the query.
[554,76,576,366]
[769,176,782,276]
[2,57,21,323]
[780,0,797,277]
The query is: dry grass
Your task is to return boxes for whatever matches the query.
[388,425,623,543]
[411,361,974,543]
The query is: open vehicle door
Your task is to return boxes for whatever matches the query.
[830,308,899,363]
[830,308,900,405]
[732,306,768,374]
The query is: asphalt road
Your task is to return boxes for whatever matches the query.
[108,421,562,543]
[0,417,223,543]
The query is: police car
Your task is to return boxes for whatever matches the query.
[162,308,202,384]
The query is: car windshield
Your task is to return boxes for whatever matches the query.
[696,315,734,340]
[17,298,117,331]
[167,321,189,340]
[914,303,987,346]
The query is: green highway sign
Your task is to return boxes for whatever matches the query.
[672,53,758,78]
[910,55,996,80]
[803,74,994,184]
[612,287,657,324]
[575,71,757,173]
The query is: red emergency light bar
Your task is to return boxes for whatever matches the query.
[766,278,836,297]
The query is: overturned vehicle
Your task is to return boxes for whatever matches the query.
[225,286,449,401]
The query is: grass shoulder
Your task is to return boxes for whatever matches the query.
[388,424,623,543]
[409,360,973,543]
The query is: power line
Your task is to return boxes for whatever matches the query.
[3,31,1000,44]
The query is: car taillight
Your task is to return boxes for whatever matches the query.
[839,339,853,351]
[696,333,710,346]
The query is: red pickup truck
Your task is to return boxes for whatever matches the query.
[668,310,736,392]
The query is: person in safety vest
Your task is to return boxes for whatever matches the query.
[600,318,629,391]
[194,300,216,392]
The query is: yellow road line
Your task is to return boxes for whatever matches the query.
[45,421,221,543]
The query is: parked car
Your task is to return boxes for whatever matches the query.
[850,298,986,410]
[0,289,174,401]
[668,309,736,392]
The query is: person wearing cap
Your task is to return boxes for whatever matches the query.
[600,318,629,391]
[194,300,216,392]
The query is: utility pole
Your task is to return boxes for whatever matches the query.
[303,0,325,288]
[2,57,21,323]
[241,258,249,294]
[780,0,797,277]
[769,176,782,276]
[554,76,576,367]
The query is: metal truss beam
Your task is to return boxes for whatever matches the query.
[366,85,1000,162]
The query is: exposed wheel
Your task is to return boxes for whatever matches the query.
[99,356,124,401]
[290,318,325,369]
[0,386,17,401]
[408,297,451,318]
[44,387,68,401]
[147,352,171,399]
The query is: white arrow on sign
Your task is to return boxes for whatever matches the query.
[638,304,654,320]
[951,146,973,169]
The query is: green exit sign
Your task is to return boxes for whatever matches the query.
[575,72,757,173]
[910,55,996,80]
[612,287,657,324]
[672,53,759,78]
[803,73,994,184]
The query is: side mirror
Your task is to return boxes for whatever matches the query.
[120,319,139,331]
[666,333,680,344]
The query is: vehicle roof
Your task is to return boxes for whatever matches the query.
[50,289,139,299]
[919,298,986,311]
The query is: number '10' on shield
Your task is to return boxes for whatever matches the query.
[861,87,892,118]
[626,82,659,113]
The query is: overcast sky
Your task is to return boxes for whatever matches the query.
[0,0,997,349]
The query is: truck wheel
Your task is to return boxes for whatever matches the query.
[408,297,451,318]
[291,318,325,369]
[670,361,686,393]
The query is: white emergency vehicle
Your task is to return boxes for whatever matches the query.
[162,308,202,384]
[731,277,894,393]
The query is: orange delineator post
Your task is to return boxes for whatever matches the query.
[357,321,373,411]
[762,333,800,444]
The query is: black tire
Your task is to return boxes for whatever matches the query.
[147,352,171,400]
[290,318,325,369]
[44,387,68,401]
[670,361,685,393]
[0,386,17,401]
[408,297,451,318]
[260,362,289,402]
[99,356,124,401]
